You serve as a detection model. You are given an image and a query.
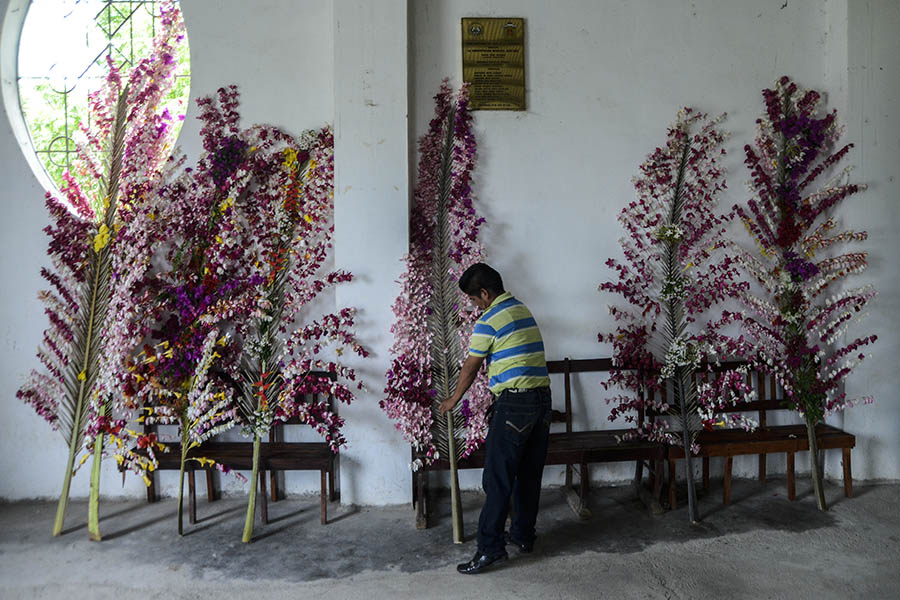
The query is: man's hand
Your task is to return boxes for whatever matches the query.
[440,354,484,416]
[439,396,458,416]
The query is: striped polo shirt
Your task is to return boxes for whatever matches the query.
[468,292,551,395]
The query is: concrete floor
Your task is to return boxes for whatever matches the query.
[1,479,899,599]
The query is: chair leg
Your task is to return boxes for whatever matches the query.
[259,471,269,524]
[270,470,279,502]
[580,461,589,504]
[320,470,328,525]
[565,464,573,490]
[146,470,157,503]
[723,456,733,505]
[205,470,216,502]
[329,466,337,502]
[702,456,710,490]
[758,453,767,483]
[415,469,427,529]
[842,447,853,498]
[188,469,197,525]
[653,460,664,502]
[668,459,677,509]
[787,452,796,501]
[633,458,644,488]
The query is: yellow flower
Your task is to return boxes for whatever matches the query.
[93,223,111,253]
[304,214,313,224]
[282,148,298,169]
[77,370,86,381]
[219,197,234,213]
[142,475,152,487]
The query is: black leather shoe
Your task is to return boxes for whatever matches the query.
[505,531,534,553]
[456,550,508,574]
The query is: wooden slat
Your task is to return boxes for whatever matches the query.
[188,469,197,524]
[723,456,733,505]
[787,452,796,501]
[320,470,328,524]
[546,357,615,374]
[842,447,853,498]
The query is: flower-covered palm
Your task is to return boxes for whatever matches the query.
[222,120,366,543]
[600,109,753,522]
[137,331,241,535]
[16,0,185,539]
[382,81,489,466]
[729,76,876,510]
[382,81,488,542]
[123,86,272,534]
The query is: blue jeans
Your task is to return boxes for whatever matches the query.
[477,387,552,555]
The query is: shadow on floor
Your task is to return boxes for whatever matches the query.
[1,479,871,583]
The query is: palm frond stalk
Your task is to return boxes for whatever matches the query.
[732,76,875,511]
[428,97,466,542]
[167,113,363,543]
[602,109,754,524]
[18,1,186,539]
[383,81,486,542]
[238,304,282,544]
[84,87,130,542]
[662,139,701,523]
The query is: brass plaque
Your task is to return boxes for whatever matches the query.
[461,18,525,111]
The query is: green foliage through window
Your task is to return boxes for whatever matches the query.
[17,0,190,192]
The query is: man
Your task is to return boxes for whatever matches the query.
[440,263,552,575]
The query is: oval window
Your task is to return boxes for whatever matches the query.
[11,0,190,194]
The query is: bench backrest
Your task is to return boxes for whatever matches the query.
[645,360,788,430]
[141,369,339,434]
[546,357,635,434]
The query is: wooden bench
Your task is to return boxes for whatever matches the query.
[143,371,339,525]
[412,358,668,528]
[652,361,855,507]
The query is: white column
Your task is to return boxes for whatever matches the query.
[841,0,900,481]
[333,0,412,504]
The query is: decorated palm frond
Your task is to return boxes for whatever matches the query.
[124,89,363,539]
[601,109,754,522]
[427,99,469,542]
[151,92,365,542]
[138,331,241,535]
[17,2,185,540]
[729,76,876,510]
[234,125,365,543]
[382,81,487,542]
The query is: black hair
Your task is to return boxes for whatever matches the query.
[458,263,504,296]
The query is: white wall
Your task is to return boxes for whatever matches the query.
[332,0,412,505]
[412,0,900,486]
[842,0,900,482]
[1,0,897,503]
[0,0,338,501]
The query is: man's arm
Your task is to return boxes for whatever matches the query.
[439,354,485,415]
